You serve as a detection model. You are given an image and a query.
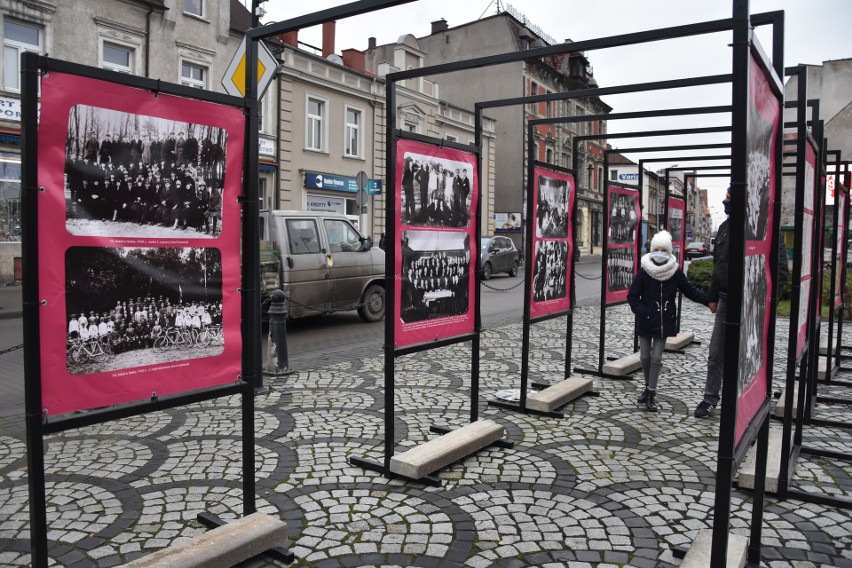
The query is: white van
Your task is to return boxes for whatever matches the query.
[259,210,385,321]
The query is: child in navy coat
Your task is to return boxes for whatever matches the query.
[627,230,711,411]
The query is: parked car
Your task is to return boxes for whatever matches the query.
[480,236,520,280]
[259,210,385,322]
[685,242,710,260]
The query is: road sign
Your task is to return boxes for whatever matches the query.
[356,170,369,189]
[222,37,278,98]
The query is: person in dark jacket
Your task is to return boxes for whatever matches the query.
[628,230,711,412]
[694,187,789,417]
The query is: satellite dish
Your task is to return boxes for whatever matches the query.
[327,54,344,66]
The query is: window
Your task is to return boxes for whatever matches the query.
[546,148,553,164]
[4,19,41,91]
[184,0,204,17]
[286,219,320,255]
[103,43,133,74]
[324,219,361,252]
[610,169,618,181]
[404,121,417,133]
[445,135,457,143]
[181,62,206,89]
[306,97,325,151]
[344,107,361,158]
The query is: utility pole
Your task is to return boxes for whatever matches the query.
[251,0,268,28]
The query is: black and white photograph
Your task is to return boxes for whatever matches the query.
[608,192,639,245]
[745,102,773,242]
[606,247,635,294]
[669,211,683,244]
[65,246,224,375]
[535,175,569,238]
[65,105,228,238]
[400,230,470,323]
[738,254,768,393]
[400,152,473,227]
[532,240,567,301]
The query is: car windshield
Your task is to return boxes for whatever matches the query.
[686,242,703,248]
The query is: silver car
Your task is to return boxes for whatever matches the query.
[260,210,385,321]
[480,236,520,280]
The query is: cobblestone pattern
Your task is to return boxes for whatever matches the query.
[0,303,850,567]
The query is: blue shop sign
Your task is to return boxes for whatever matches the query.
[304,172,382,195]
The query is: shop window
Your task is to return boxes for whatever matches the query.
[4,19,41,91]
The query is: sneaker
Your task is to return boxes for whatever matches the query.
[694,400,716,418]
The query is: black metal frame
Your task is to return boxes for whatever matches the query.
[18,54,285,566]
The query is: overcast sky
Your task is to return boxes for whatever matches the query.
[246,0,852,228]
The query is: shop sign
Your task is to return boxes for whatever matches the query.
[304,171,382,194]
[306,194,345,214]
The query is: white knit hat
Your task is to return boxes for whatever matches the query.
[650,230,673,254]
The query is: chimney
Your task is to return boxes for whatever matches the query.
[368,37,377,50]
[342,48,365,73]
[281,31,298,47]
[431,19,448,34]
[322,21,336,58]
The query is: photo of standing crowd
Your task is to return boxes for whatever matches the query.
[64,105,227,238]
[607,248,635,294]
[536,175,569,238]
[400,152,473,227]
[738,254,768,393]
[532,240,567,302]
[400,230,470,323]
[608,192,639,245]
[65,246,224,375]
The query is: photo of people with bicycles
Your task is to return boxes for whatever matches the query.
[65,246,223,375]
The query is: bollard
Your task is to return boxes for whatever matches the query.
[264,289,291,377]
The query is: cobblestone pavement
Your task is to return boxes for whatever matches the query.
[0,303,851,567]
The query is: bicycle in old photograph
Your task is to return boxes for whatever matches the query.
[66,336,114,367]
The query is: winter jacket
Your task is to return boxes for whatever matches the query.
[707,218,788,303]
[708,219,729,302]
[628,257,709,338]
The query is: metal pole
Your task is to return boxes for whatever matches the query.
[21,51,48,568]
[264,289,290,374]
[520,122,535,410]
[710,0,750,564]
[383,80,397,473]
[472,107,484,423]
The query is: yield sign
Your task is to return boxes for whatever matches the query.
[222,37,278,98]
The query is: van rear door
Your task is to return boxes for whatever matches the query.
[278,216,331,316]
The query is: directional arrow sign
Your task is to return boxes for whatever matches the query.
[222,37,278,98]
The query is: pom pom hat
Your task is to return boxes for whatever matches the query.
[650,230,673,254]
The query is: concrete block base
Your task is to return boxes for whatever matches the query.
[526,377,593,412]
[389,419,505,480]
[774,385,798,419]
[817,356,829,380]
[602,352,641,376]
[123,512,287,568]
[736,427,785,494]
[666,331,695,350]
[679,529,748,568]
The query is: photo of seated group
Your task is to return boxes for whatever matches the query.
[64,104,228,238]
[65,246,224,375]
[400,230,471,323]
[400,152,473,227]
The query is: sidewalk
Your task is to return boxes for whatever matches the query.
[0,303,850,567]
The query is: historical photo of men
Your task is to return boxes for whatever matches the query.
[746,100,773,242]
[608,191,639,245]
[65,105,227,238]
[532,240,568,302]
[606,247,635,294]
[64,246,224,375]
[400,230,471,323]
[536,174,569,239]
[400,151,473,228]
[738,254,768,393]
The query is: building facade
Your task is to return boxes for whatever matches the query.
[405,9,610,256]
[0,0,256,282]
[275,27,496,242]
